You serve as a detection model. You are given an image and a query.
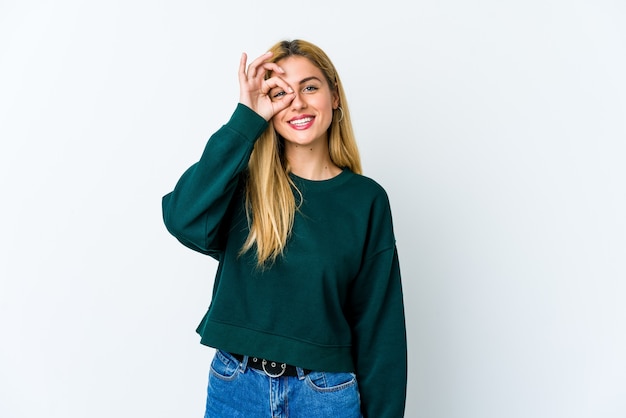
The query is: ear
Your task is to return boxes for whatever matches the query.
[332,85,340,109]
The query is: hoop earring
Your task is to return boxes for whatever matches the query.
[335,106,344,122]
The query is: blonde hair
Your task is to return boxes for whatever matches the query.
[241,39,362,267]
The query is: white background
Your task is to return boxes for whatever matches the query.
[1,1,625,417]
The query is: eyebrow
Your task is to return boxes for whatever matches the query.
[298,76,322,85]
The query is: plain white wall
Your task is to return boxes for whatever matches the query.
[1,1,625,417]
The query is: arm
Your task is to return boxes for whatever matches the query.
[162,104,267,257]
[348,197,407,417]
[162,51,297,257]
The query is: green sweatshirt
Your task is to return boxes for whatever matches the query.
[162,104,407,417]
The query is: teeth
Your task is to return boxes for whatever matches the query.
[290,117,312,126]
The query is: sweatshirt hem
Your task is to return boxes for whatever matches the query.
[197,318,355,373]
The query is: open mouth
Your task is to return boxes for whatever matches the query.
[289,116,314,127]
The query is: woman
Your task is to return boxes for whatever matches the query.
[162,39,407,418]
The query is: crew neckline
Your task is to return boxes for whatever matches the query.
[289,168,353,191]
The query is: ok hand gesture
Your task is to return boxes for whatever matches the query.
[238,51,295,121]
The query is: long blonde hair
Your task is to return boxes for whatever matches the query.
[241,39,362,267]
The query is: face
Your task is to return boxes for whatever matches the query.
[269,56,339,149]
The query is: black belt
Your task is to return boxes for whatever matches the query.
[231,353,311,377]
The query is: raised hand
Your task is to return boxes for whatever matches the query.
[238,51,295,121]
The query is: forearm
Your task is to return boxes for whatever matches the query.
[162,104,267,254]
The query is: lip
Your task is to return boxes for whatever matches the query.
[287,114,315,130]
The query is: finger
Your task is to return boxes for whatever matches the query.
[272,92,296,113]
[260,79,271,95]
[246,51,273,79]
[263,76,294,94]
[259,61,285,75]
[238,52,248,84]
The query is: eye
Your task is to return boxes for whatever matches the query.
[303,85,319,93]
[270,89,286,101]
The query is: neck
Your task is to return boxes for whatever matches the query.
[285,142,341,181]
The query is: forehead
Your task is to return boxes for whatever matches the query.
[273,56,326,84]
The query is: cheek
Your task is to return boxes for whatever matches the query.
[271,115,289,137]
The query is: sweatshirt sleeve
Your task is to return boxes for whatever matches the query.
[348,194,408,417]
[162,104,268,258]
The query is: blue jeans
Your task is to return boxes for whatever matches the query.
[204,350,363,418]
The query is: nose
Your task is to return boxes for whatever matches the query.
[290,91,306,109]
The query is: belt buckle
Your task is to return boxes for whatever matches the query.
[261,359,287,378]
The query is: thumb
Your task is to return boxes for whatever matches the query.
[271,92,296,114]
